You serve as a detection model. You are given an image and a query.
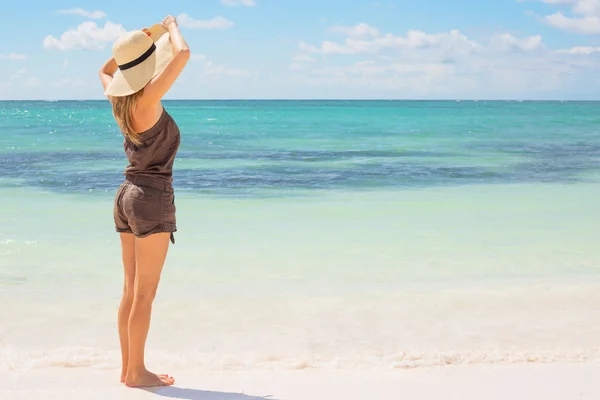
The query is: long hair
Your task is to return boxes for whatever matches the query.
[111,88,144,146]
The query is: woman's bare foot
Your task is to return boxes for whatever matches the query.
[125,370,175,388]
[121,372,169,384]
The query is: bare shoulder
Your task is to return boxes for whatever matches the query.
[132,102,164,133]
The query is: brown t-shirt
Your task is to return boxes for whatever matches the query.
[123,108,180,184]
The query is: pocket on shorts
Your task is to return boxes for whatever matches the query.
[130,185,160,201]
[123,185,161,225]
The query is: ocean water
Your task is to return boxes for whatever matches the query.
[1,100,600,371]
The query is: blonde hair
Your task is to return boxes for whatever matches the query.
[112,88,144,146]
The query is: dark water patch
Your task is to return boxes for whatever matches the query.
[177,149,446,162]
[467,141,600,158]
[0,157,596,197]
[0,151,123,165]
[0,148,447,166]
[1,138,600,196]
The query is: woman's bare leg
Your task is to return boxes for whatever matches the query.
[125,232,174,388]
[118,233,136,383]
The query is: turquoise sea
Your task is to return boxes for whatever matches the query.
[1,100,600,371]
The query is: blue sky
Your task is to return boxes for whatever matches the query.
[2,0,600,99]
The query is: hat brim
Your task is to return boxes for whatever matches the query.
[104,27,172,97]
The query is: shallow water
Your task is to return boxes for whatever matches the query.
[1,100,599,371]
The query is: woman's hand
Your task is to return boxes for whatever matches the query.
[162,15,178,31]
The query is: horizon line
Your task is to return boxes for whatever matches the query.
[2,98,600,102]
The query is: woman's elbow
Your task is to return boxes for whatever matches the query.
[177,47,191,60]
[99,68,114,79]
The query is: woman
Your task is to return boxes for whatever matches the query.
[98,15,190,388]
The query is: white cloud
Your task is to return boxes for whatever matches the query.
[328,23,380,38]
[289,23,599,98]
[1,69,41,90]
[43,21,126,51]
[525,0,600,16]
[572,0,600,15]
[300,29,479,55]
[221,0,256,6]
[0,53,27,60]
[289,54,316,70]
[543,12,600,33]
[299,42,322,53]
[9,69,27,83]
[556,45,600,53]
[489,34,543,52]
[205,60,253,77]
[292,54,316,62]
[191,54,252,77]
[525,0,600,33]
[290,55,586,97]
[58,8,107,19]
[177,14,234,30]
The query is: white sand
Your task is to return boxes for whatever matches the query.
[3,363,598,400]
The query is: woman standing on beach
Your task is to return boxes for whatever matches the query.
[98,15,190,388]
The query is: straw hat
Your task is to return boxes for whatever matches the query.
[104,24,172,97]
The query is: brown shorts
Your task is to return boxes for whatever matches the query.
[113,176,176,244]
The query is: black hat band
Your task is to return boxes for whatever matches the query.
[118,43,156,71]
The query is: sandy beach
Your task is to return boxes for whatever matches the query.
[4,363,598,400]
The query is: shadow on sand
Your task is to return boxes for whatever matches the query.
[144,386,276,400]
